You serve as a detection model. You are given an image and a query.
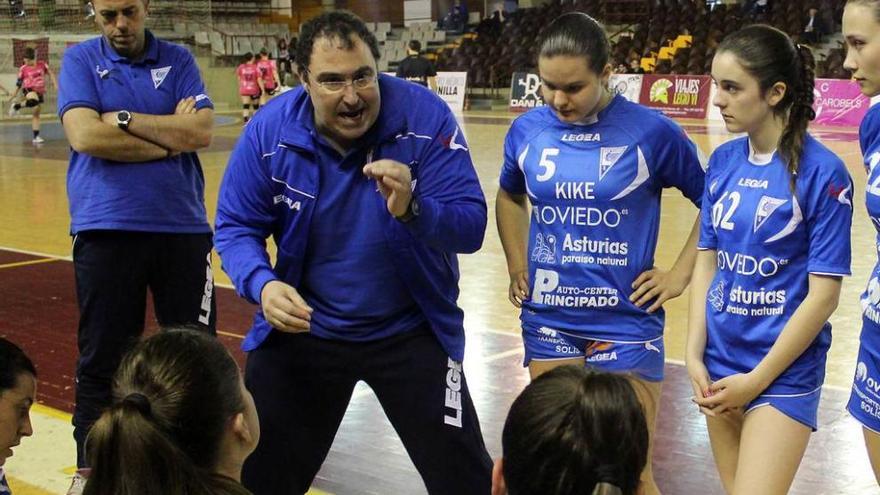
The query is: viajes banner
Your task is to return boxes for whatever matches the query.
[639,74,711,119]
[813,79,870,127]
[609,74,643,103]
[436,71,468,113]
[509,72,545,112]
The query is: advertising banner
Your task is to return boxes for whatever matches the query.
[509,72,545,112]
[639,74,711,119]
[436,71,468,113]
[609,74,643,103]
[813,79,870,127]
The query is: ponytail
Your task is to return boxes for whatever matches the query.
[83,330,252,495]
[501,367,648,495]
[85,395,250,495]
[778,44,816,188]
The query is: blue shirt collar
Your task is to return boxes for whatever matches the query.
[101,30,159,64]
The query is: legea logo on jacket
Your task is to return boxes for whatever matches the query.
[273,194,301,211]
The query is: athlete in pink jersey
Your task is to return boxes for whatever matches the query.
[19,61,49,94]
[256,48,281,106]
[9,47,58,144]
[236,52,263,124]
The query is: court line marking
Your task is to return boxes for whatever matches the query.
[0,245,71,261]
[0,246,854,395]
[218,330,244,340]
[0,258,60,270]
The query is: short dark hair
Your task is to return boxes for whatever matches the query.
[259,47,268,56]
[0,337,37,394]
[539,12,610,75]
[294,10,380,76]
[408,40,422,53]
[242,52,253,63]
[502,366,648,495]
[23,47,35,60]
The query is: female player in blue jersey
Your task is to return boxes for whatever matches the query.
[843,0,880,484]
[496,13,705,495]
[687,25,853,494]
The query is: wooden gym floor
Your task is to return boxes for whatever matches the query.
[0,110,877,494]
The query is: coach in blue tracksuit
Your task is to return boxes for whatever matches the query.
[56,0,216,484]
[214,11,492,495]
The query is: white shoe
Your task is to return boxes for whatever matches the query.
[66,470,89,495]
[32,136,44,144]
[7,105,19,117]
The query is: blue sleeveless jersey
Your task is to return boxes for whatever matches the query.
[499,95,705,342]
[699,135,852,394]
[860,104,880,354]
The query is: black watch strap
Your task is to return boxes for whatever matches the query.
[396,198,419,223]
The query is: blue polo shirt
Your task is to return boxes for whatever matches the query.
[299,138,425,340]
[58,31,213,234]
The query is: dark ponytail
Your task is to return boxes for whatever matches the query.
[83,329,251,495]
[501,366,648,495]
[718,25,816,186]
[778,44,816,184]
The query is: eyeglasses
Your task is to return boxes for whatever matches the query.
[306,70,378,93]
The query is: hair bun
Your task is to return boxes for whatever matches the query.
[122,392,152,417]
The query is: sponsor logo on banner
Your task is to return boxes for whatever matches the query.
[813,79,870,127]
[639,75,711,118]
[436,71,467,112]
[649,78,673,104]
[609,74,643,103]
[509,72,545,111]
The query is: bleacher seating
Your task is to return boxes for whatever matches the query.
[434,0,849,88]
[0,0,852,85]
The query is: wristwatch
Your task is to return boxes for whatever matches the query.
[396,197,420,223]
[116,110,132,130]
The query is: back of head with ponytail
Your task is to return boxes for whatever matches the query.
[501,366,648,495]
[718,25,817,184]
[83,329,251,495]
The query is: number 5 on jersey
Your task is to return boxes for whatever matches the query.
[537,148,559,182]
